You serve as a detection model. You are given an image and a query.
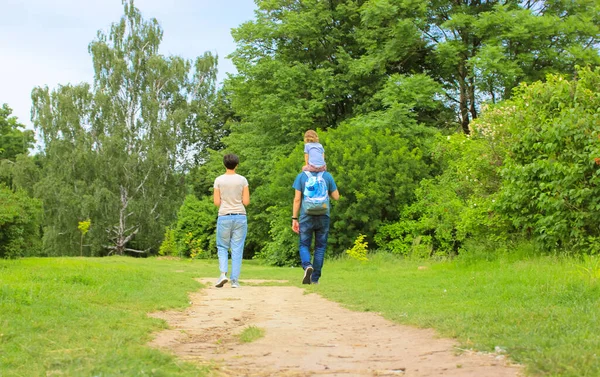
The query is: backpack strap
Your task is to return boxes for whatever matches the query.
[317,172,327,190]
[304,171,312,179]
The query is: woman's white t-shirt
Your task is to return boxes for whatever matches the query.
[214,173,248,216]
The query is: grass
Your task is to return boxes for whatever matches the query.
[316,252,600,377]
[1,253,599,376]
[237,325,265,343]
[0,257,217,377]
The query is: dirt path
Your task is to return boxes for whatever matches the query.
[149,279,521,377]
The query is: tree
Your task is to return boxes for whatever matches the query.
[0,104,35,161]
[357,0,600,132]
[31,0,220,256]
[0,185,42,258]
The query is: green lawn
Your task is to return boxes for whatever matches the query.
[1,254,599,376]
[0,257,218,377]
[320,253,600,377]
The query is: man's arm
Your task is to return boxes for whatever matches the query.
[292,189,301,234]
[330,189,340,201]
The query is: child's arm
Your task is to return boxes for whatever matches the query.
[304,153,309,166]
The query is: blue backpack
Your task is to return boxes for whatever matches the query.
[302,171,329,215]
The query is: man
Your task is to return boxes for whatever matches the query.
[291,170,339,284]
[213,154,250,288]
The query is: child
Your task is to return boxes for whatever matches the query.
[302,129,326,172]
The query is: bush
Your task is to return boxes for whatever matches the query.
[0,185,42,258]
[173,195,216,258]
[375,121,513,256]
[497,67,600,252]
[346,234,369,262]
[158,226,177,256]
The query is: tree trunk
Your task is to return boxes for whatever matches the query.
[457,62,470,134]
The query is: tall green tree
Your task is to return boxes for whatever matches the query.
[31,1,219,256]
[0,105,37,191]
[221,0,442,257]
[358,0,600,133]
[0,104,35,161]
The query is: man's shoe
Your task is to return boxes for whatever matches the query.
[231,280,240,288]
[311,280,319,285]
[215,276,228,288]
[302,266,313,285]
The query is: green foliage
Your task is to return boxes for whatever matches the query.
[376,129,511,256]
[0,185,42,258]
[173,195,216,258]
[31,2,221,256]
[246,150,300,265]
[357,0,600,131]
[0,104,35,162]
[325,121,431,250]
[497,67,600,252]
[158,227,177,257]
[77,219,91,257]
[345,234,369,262]
[77,219,91,235]
[576,254,600,284]
[221,0,440,263]
[253,116,434,265]
[0,106,37,190]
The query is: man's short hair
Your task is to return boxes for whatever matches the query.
[223,154,239,170]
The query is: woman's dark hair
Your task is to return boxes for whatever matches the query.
[223,154,239,169]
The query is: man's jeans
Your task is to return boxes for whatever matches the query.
[216,215,247,281]
[299,215,330,282]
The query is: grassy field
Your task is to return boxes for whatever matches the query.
[0,257,224,377]
[1,253,599,376]
[321,252,600,377]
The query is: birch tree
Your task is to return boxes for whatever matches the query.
[31,0,219,255]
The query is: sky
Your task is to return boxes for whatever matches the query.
[0,0,257,130]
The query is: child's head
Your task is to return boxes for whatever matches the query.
[223,153,239,170]
[304,130,319,144]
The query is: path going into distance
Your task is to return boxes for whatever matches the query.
[149,279,521,377]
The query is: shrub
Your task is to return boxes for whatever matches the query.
[173,195,216,258]
[346,234,369,262]
[0,185,42,258]
[375,129,512,256]
[497,67,600,252]
[158,226,177,256]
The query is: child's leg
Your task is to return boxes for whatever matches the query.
[303,164,326,172]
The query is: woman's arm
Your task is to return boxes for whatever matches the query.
[242,185,250,206]
[213,188,221,207]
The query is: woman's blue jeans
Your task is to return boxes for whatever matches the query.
[216,215,247,281]
[299,215,330,282]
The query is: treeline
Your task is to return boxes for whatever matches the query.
[1,0,599,263]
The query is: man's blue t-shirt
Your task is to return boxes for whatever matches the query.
[293,171,337,220]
